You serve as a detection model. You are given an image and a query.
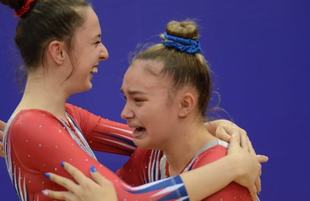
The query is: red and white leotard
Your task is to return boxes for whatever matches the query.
[4,104,188,201]
[118,140,252,201]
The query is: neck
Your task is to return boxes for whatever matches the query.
[162,117,217,176]
[14,71,68,119]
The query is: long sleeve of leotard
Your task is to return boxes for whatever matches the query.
[118,145,251,201]
[65,103,136,156]
[5,110,189,201]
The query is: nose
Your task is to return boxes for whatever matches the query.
[121,102,134,120]
[99,43,109,61]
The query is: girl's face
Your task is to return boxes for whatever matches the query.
[121,59,181,149]
[66,7,108,94]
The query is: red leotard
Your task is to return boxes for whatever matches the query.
[4,104,188,201]
[118,140,252,201]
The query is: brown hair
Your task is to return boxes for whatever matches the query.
[0,0,90,72]
[133,20,212,116]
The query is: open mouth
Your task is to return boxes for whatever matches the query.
[91,66,98,75]
[135,127,146,132]
[132,126,147,139]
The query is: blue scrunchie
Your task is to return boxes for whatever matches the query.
[162,33,201,54]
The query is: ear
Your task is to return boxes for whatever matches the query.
[178,92,196,118]
[47,40,66,65]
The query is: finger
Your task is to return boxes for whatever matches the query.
[249,185,258,201]
[45,172,79,193]
[215,127,231,142]
[251,192,258,201]
[239,129,256,155]
[255,176,261,193]
[227,133,242,154]
[256,155,269,163]
[0,131,3,141]
[0,144,4,157]
[0,133,4,156]
[89,166,110,186]
[229,133,241,147]
[246,135,257,155]
[42,189,76,201]
[62,161,90,185]
[204,121,215,134]
[205,119,237,134]
[0,120,5,131]
[213,119,238,127]
[240,131,250,151]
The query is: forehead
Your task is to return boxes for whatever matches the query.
[74,7,101,38]
[122,60,171,92]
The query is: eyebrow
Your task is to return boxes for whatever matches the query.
[120,88,145,95]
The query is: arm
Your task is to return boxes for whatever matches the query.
[206,119,256,155]
[9,110,189,201]
[43,133,267,201]
[191,146,251,200]
[66,104,250,157]
[182,133,267,201]
[0,112,255,159]
[66,104,136,156]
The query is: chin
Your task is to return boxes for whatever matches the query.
[71,85,93,95]
[133,139,157,149]
[81,82,93,91]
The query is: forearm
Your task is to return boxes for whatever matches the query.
[181,155,238,201]
[67,104,136,155]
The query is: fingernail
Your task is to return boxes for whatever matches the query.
[90,166,96,173]
[42,190,48,196]
[60,161,65,167]
[44,173,51,179]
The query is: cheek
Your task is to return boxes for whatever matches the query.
[147,115,171,140]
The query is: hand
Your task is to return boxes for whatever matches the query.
[0,120,5,157]
[228,133,268,201]
[206,119,257,155]
[43,162,117,201]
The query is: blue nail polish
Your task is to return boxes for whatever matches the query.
[60,161,65,167]
[90,166,96,173]
[44,173,51,179]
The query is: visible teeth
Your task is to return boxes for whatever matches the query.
[91,67,98,73]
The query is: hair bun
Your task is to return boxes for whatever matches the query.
[166,20,199,40]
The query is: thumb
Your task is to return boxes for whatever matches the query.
[256,155,269,163]
[89,166,110,186]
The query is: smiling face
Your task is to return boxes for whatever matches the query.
[121,59,182,149]
[66,6,109,94]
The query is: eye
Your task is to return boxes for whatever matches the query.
[134,98,145,102]
[94,40,101,46]
[134,98,146,106]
